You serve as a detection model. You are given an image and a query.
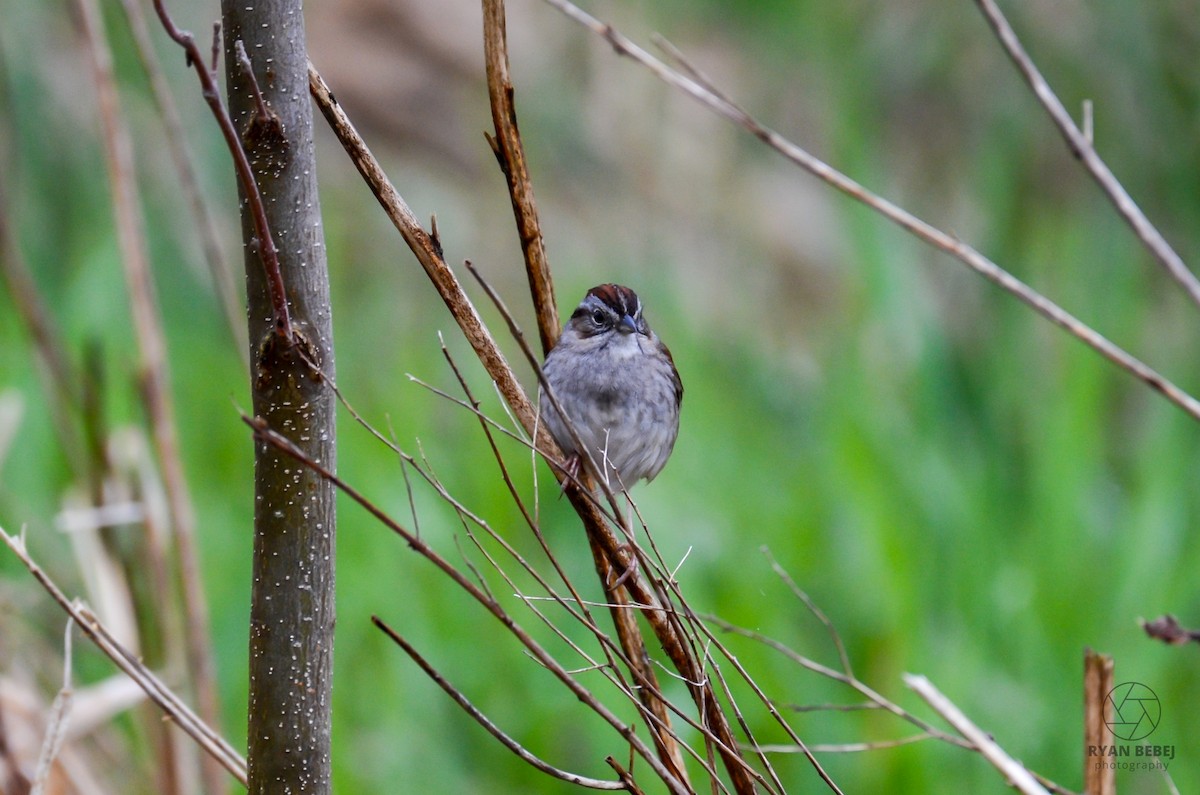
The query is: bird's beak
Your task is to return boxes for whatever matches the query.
[618,315,639,335]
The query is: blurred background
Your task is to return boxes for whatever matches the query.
[1,0,1198,792]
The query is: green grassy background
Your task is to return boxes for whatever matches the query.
[1,0,1198,792]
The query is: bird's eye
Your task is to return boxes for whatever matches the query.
[591,309,607,325]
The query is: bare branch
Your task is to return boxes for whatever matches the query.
[242,413,691,793]
[373,617,626,791]
[973,0,1200,309]
[74,2,221,789]
[113,0,247,361]
[0,525,248,785]
[307,62,537,434]
[540,0,1200,425]
[151,0,292,340]
[762,547,853,679]
[905,674,1049,795]
[482,0,558,355]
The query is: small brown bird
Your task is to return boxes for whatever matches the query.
[539,284,683,489]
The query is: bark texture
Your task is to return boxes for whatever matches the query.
[221,2,337,791]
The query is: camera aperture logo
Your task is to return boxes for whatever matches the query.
[1106,682,1160,741]
[1088,681,1175,773]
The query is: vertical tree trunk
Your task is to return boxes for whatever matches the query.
[220,2,337,792]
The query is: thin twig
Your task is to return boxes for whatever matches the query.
[689,621,841,794]
[755,733,934,754]
[308,59,759,795]
[905,674,1049,795]
[785,702,882,714]
[973,0,1200,309]
[482,0,558,355]
[540,0,1200,425]
[75,3,221,790]
[113,0,246,361]
[31,618,74,795]
[694,642,789,795]
[0,525,248,784]
[705,615,970,749]
[242,414,691,794]
[233,40,272,124]
[762,547,853,679]
[151,0,292,340]
[373,617,626,791]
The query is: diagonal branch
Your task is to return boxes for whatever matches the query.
[243,413,691,794]
[0,525,247,785]
[307,63,536,434]
[906,675,1050,795]
[373,617,626,791]
[973,0,1200,310]
[152,0,292,341]
[540,0,1200,425]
